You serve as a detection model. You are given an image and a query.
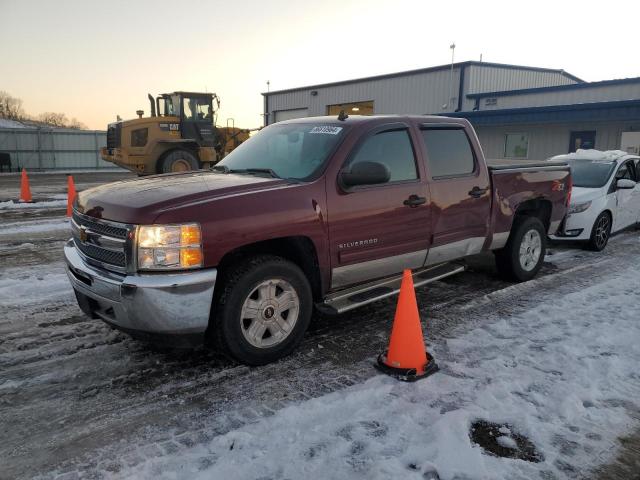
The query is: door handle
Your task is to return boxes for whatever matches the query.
[468,186,488,198]
[403,195,427,207]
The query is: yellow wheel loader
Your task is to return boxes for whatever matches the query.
[101,92,254,175]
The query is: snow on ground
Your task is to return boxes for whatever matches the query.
[0,265,72,307]
[0,197,68,210]
[0,217,69,235]
[116,264,640,480]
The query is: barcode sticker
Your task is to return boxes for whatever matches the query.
[309,126,343,135]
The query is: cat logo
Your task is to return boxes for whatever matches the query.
[79,226,88,242]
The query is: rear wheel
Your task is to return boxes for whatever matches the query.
[495,216,546,282]
[586,211,611,251]
[159,150,200,173]
[212,255,312,365]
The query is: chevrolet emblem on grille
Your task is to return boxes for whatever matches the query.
[79,226,88,242]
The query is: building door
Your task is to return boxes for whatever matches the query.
[569,131,596,153]
[273,108,308,123]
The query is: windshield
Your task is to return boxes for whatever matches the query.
[183,97,212,121]
[161,95,180,117]
[218,123,346,180]
[568,159,616,188]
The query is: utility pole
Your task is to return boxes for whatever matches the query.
[448,43,456,111]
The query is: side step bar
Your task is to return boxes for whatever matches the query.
[316,262,466,315]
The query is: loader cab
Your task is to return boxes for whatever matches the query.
[156,92,218,147]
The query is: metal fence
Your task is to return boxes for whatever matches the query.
[0,127,113,170]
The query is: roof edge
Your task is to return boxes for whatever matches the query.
[445,98,640,118]
[466,76,640,99]
[263,60,581,96]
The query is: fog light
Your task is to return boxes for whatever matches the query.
[564,229,583,237]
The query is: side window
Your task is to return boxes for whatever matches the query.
[616,162,632,181]
[421,128,476,178]
[349,129,418,182]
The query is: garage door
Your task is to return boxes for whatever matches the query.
[273,108,308,123]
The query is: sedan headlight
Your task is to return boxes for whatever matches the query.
[137,223,203,270]
[567,201,592,215]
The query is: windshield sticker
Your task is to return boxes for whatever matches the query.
[309,126,343,135]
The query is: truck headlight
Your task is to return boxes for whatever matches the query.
[137,223,203,270]
[567,201,592,214]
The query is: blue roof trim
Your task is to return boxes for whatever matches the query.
[263,60,581,96]
[445,99,640,125]
[466,76,640,99]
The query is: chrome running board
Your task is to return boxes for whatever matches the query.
[317,262,465,315]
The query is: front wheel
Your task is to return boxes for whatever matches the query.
[586,211,611,251]
[159,150,200,173]
[495,216,546,282]
[212,255,312,366]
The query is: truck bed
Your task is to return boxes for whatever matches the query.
[487,158,568,170]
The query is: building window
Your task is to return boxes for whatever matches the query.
[504,133,529,159]
[327,101,374,116]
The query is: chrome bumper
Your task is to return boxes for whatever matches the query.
[64,239,217,339]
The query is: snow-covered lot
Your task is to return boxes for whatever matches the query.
[1,181,639,479]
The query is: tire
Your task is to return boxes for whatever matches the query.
[159,150,200,174]
[585,211,612,251]
[495,216,546,282]
[212,255,312,366]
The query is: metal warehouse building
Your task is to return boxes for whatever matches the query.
[0,123,110,171]
[263,61,640,160]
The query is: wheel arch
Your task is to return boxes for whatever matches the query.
[513,198,552,233]
[214,236,323,303]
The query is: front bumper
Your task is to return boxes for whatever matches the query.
[64,239,217,345]
[549,212,592,241]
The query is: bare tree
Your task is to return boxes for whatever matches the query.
[67,117,88,130]
[0,91,25,120]
[0,91,87,129]
[37,112,69,128]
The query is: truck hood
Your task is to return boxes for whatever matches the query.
[76,171,287,224]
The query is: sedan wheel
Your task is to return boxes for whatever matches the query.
[587,212,612,251]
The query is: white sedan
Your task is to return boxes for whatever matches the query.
[549,150,640,251]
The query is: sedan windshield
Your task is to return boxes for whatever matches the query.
[567,159,616,188]
[218,124,346,180]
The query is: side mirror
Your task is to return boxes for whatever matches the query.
[616,178,636,189]
[340,161,390,187]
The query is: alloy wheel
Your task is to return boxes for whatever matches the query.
[240,279,300,348]
[519,229,542,272]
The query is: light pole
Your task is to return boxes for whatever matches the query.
[448,43,456,111]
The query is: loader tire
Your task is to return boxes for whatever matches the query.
[160,150,200,173]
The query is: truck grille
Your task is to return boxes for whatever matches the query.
[71,210,133,272]
[106,123,121,149]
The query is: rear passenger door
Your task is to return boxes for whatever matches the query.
[328,124,431,288]
[419,125,491,265]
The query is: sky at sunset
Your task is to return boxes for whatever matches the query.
[1,0,638,130]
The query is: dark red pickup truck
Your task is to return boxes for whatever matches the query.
[65,115,571,365]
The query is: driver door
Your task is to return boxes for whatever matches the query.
[327,124,431,288]
[612,160,640,231]
[181,95,216,147]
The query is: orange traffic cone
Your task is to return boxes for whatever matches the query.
[19,168,33,203]
[66,175,76,217]
[375,269,439,382]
